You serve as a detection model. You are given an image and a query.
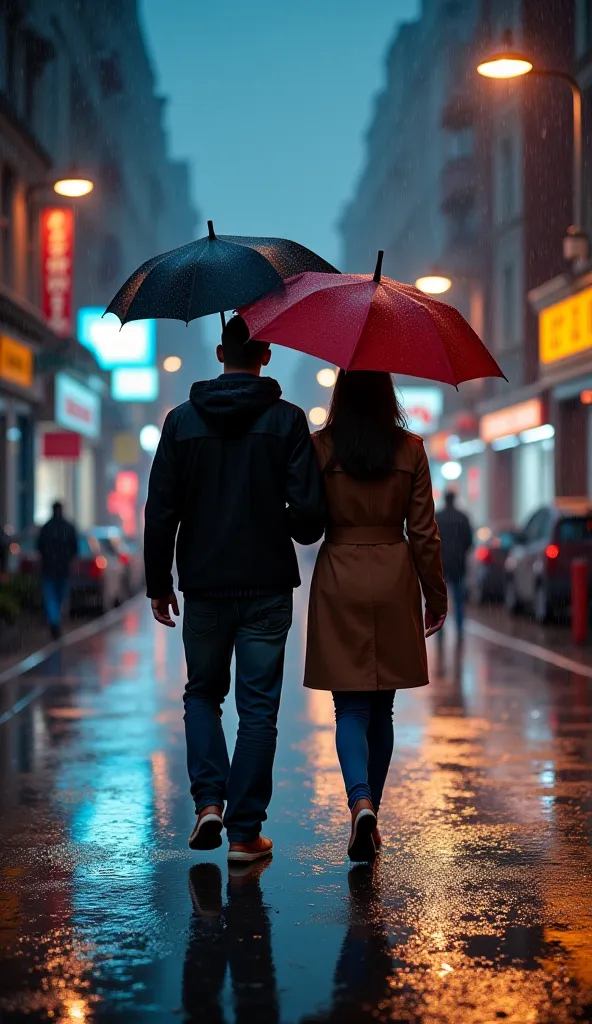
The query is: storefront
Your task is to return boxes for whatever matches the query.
[531,271,592,502]
[0,333,38,532]
[479,396,554,526]
[35,371,101,529]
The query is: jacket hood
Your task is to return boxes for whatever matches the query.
[190,375,282,435]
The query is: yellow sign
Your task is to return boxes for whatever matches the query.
[0,336,34,388]
[540,285,592,364]
[114,432,140,465]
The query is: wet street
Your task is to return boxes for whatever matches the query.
[1,571,592,1024]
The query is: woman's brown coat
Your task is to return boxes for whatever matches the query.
[304,430,447,692]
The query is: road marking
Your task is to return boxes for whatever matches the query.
[0,597,143,687]
[465,619,592,680]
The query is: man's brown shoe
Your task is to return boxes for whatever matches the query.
[189,804,224,850]
[228,836,273,862]
[348,799,377,862]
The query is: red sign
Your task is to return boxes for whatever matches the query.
[43,431,81,459]
[41,208,74,337]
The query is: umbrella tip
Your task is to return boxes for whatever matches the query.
[373,250,384,283]
[207,219,216,240]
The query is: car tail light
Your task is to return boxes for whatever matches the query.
[118,552,130,566]
[90,555,108,579]
[475,545,492,564]
[545,544,560,560]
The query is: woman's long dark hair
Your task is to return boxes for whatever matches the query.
[320,370,407,480]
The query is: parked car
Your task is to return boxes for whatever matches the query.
[89,527,144,597]
[504,501,592,624]
[6,527,40,575]
[468,526,518,604]
[70,533,127,615]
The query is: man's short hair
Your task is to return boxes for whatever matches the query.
[221,315,270,370]
[444,491,456,506]
[52,500,63,515]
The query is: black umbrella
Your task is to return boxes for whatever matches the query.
[105,220,339,327]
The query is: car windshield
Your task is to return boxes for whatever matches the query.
[497,532,516,549]
[556,517,592,542]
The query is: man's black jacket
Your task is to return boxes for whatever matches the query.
[37,515,78,579]
[435,504,473,582]
[144,374,326,598]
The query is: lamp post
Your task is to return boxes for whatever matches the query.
[477,34,588,262]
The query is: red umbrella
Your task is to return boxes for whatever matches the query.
[240,251,506,387]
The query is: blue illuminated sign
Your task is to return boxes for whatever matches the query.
[77,308,156,369]
[111,366,159,402]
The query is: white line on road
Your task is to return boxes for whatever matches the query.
[0,597,143,687]
[465,619,592,680]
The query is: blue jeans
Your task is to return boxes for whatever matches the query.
[332,691,396,811]
[182,593,293,843]
[447,578,466,636]
[42,576,69,628]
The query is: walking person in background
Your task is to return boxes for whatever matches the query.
[436,490,473,642]
[37,501,78,640]
[144,315,325,863]
[304,371,447,862]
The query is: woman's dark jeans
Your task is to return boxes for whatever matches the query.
[332,691,396,811]
[183,593,293,843]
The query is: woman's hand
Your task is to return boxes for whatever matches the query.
[425,608,446,638]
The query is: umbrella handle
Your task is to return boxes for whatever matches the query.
[373,250,384,283]
[208,220,216,240]
[220,311,226,329]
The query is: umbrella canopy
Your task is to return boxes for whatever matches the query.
[105,220,339,326]
[240,252,506,387]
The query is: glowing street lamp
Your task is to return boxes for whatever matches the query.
[163,355,182,372]
[317,367,337,387]
[477,32,587,261]
[415,274,452,295]
[309,406,327,426]
[53,176,94,197]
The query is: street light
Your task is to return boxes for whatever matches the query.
[163,355,182,372]
[53,176,94,197]
[309,407,327,426]
[477,32,588,262]
[415,274,452,295]
[317,367,337,387]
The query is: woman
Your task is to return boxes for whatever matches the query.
[304,370,447,861]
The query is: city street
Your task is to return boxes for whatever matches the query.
[1,570,592,1023]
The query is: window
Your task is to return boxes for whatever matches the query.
[502,263,515,345]
[523,509,551,544]
[500,137,514,220]
[1,164,16,288]
[556,517,592,542]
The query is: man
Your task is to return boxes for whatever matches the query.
[145,315,325,863]
[436,490,473,640]
[37,501,78,639]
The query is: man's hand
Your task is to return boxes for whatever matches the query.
[151,591,180,628]
[425,608,446,638]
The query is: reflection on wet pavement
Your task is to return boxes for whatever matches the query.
[0,584,591,1022]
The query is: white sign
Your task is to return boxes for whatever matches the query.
[399,387,443,436]
[55,372,101,439]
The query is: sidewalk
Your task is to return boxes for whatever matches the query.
[0,612,94,674]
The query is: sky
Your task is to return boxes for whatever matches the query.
[138,0,420,382]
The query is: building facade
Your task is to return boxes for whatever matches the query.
[0,0,197,537]
[339,0,575,529]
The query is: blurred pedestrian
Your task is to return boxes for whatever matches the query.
[37,501,78,640]
[144,315,325,863]
[304,371,447,861]
[436,490,473,641]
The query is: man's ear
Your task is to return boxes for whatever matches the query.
[216,344,225,364]
[261,347,272,367]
